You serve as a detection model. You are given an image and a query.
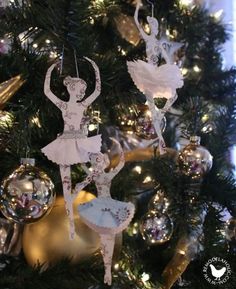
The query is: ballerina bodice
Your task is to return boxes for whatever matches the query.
[95,174,112,198]
[58,101,87,132]
[145,35,160,66]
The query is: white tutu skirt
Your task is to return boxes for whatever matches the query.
[41,134,102,165]
[78,197,135,235]
[127,60,183,99]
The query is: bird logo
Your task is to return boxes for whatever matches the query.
[209,264,226,280]
[203,257,231,285]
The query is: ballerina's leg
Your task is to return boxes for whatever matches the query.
[60,165,76,240]
[100,233,116,285]
[150,94,178,154]
[161,93,177,117]
[146,98,166,154]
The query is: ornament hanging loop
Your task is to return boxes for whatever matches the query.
[146,0,154,17]
[59,46,79,77]
[60,44,65,76]
[74,49,79,78]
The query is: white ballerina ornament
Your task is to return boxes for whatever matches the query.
[78,140,135,285]
[41,57,102,239]
[127,0,183,154]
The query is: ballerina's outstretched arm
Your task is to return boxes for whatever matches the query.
[82,57,101,107]
[158,41,172,65]
[44,62,66,109]
[73,169,100,201]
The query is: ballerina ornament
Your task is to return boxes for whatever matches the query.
[127,0,183,154]
[78,140,135,285]
[41,57,102,239]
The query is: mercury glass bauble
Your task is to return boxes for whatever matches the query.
[178,136,213,181]
[140,210,173,245]
[0,158,55,224]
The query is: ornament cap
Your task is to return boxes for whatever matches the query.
[190,136,201,145]
[20,158,35,166]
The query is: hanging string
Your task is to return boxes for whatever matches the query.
[147,0,154,17]
[74,49,79,77]
[22,116,31,159]
[59,46,79,77]
[60,44,65,75]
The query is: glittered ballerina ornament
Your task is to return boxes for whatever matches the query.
[78,140,135,285]
[41,57,102,239]
[127,0,183,154]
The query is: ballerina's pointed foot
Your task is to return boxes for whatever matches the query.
[104,271,112,286]
[68,230,75,240]
[68,221,76,240]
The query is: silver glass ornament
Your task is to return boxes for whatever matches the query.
[0,158,55,224]
[178,136,213,181]
[140,210,173,245]
[225,218,236,242]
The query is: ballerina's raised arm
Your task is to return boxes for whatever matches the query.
[82,139,125,180]
[134,1,172,65]
[73,168,101,201]
[134,0,149,40]
[107,139,125,178]
[44,62,66,110]
[82,57,101,107]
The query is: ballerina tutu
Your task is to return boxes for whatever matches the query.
[41,131,102,165]
[127,60,183,99]
[78,197,135,235]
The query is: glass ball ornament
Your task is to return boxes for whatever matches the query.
[148,190,170,213]
[178,136,213,181]
[0,158,56,224]
[135,104,166,140]
[225,218,236,242]
[140,210,173,245]
[225,218,236,253]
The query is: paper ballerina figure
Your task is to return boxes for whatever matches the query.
[127,0,183,154]
[41,57,102,239]
[78,140,135,285]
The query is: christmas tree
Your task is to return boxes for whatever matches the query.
[0,0,235,288]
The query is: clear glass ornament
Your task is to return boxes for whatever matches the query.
[0,158,55,224]
[225,218,236,242]
[140,210,173,245]
[178,136,213,180]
